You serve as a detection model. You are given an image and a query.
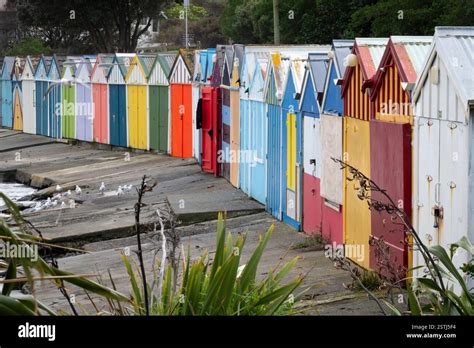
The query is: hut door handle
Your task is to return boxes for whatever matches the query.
[208,129,213,138]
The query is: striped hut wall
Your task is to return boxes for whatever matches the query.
[375,59,412,122]
[345,63,372,121]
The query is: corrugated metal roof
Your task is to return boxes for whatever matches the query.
[1,56,14,79]
[332,39,354,77]
[115,53,136,78]
[138,54,156,77]
[233,44,244,78]
[21,55,40,80]
[192,50,202,82]
[355,38,389,79]
[308,52,329,94]
[391,36,432,80]
[292,58,306,93]
[435,27,474,104]
[157,53,176,77]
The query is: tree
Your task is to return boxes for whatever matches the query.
[345,0,474,38]
[3,37,52,56]
[158,0,227,49]
[17,0,170,53]
[219,0,474,44]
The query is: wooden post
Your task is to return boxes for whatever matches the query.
[273,0,280,45]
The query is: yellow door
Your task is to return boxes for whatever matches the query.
[13,88,23,131]
[137,85,147,150]
[287,112,296,191]
[343,117,371,269]
[128,85,138,148]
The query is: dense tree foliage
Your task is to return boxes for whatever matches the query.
[17,0,170,53]
[220,0,474,44]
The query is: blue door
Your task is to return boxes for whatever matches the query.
[109,85,127,147]
[49,82,61,138]
[267,104,282,219]
[249,100,266,205]
[35,81,48,136]
[2,80,13,128]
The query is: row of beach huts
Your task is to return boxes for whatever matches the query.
[0,26,473,278]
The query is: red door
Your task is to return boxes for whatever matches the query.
[171,84,193,158]
[369,120,411,277]
[201,87,221,176]
[93,84,108,144]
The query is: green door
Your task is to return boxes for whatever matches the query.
[62,84,75,139]
[157,86,169,152]
[149,85,169,152]
[149,86,159,150]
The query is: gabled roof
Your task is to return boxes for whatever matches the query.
[115,53,136,78]
[307,52,330,94]
[75,57,94,83]
[332,39,354,78]
[249,57,268,101]
[341,38,389,96]
[20,55,40,80]
[232,44,245,83]
[320,40,353,114]
[371,36,432,100]
[61,56,83,79]
[192,50,202,82]
[47,55,67,81]
[157,53,176,77]
[91,54,114,83]
[283,57,306,99]
[138,54,156,77]
[34,55,56,80]
[222,47,234,86]
[413,26,474,106]
[169,49,193,84]
[1,56,15,80]
[125,54,149,83]
[147,52,176,85]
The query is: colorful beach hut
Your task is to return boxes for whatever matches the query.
[47,55,65,138]
[91,54,114,144]
[281,57,306,229]
[1,56,14,128]
[265,52,290,219]
[35,55,52,136]
[319,40,353,244]
[11,57,26,131]
[219,45,234,181]
[126,54,150,150]
[201,47,224,176]
[412,27,474,279]
[75,56,95,142]
[169,49,194,158]
[107,53,134,147]
[20,56,39,134]
[299,52,330,235]
[61,57,81,139]
[370,36,431,276]
[229,44,244,187]
[239,49,270,204]
[341,38,388,269]
[148,53,175,153]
